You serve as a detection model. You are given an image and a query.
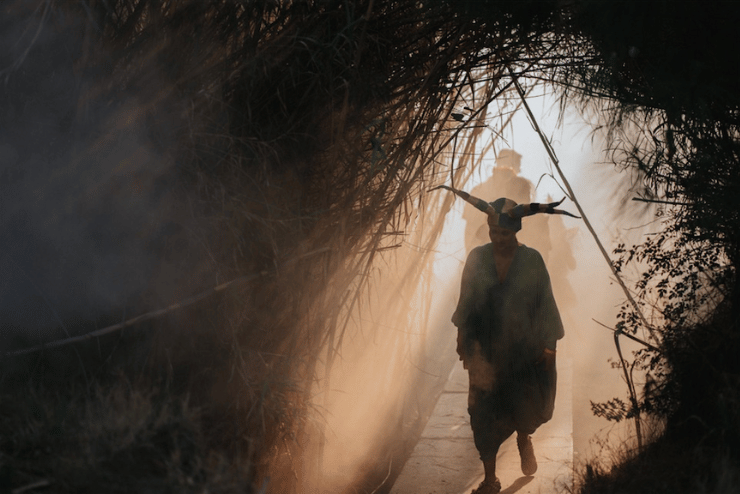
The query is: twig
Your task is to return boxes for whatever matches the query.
[12,479,51,494]
[369,458,393,494]
[613,329,643,452]
[632,197,691,206]
[4,246,333,358]
[4,273,264,358]
[0,0,52,83]
[512,74,654,453]
[592,319,660,352]
[3,253,90,387]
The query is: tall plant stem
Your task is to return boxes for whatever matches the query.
[614,329,643,451]
[511,72,649,452]
[510,72,657,344]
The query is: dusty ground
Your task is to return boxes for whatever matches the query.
[390,358,573,494]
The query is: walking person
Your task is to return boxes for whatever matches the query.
[435,185,578,494]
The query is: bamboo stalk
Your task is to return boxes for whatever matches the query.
[510,72,658,344]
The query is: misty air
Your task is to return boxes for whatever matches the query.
[2,1,739,494]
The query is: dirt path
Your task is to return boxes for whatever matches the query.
[390,358,573,494]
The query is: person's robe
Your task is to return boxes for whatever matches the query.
[452,243,564,426]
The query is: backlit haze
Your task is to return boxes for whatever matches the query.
[306,87,655,491]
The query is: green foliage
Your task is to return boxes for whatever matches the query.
[546,0,740,456]
[591,216,739,437]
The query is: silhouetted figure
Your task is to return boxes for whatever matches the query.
[462,150,550,261]
[464,149,578,353]
[436,185,578,494]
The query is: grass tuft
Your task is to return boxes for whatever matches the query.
[0,375,254,494]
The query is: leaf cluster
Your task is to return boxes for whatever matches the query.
[543,2,740,452]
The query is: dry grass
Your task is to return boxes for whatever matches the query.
[0,1,588,492]
[577,433,740,494]
[0,375,254,494]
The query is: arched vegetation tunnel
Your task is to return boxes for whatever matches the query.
[2,1,740,493]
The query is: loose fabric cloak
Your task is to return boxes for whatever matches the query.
[452,243,564,430]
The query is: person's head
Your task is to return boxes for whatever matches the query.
[487,221,518,253]
[488,197,521,231]
[495,149,522,174]
[487,198,520,253]
[431,184,579,249]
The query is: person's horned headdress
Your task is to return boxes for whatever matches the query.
[432,184,580,232]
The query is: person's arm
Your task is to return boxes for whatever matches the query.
[452,249,481,363]
[536,347,557,367]
[532,251,564,366]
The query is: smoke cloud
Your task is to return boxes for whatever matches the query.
[0,3,209,350]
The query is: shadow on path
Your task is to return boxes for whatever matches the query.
[500,476,533,494]
[390,359,573,494]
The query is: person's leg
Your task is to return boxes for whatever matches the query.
[482,456,496,480]
[468,386,514,492]
[510,360,557,477]
[513,377,539,476]
[479,457,500,492]
[516,431,537,475]
[471,444,505,493]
